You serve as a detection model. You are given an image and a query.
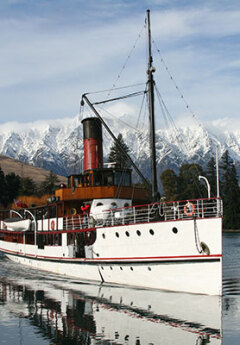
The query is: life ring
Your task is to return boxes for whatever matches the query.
[51,220,55,230]
[71,208,77,215]
[184,202,195,217]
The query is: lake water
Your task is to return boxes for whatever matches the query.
[0,232,239,345]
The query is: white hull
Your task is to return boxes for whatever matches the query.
[4,251,222,295]
[0,215,222,295]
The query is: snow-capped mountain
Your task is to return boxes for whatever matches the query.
[0,114,240,183]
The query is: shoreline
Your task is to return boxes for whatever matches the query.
[223,229,240,233]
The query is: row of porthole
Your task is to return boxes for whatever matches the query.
[102,227,178,239]
[101,266,152,271]
[102,229,155,239]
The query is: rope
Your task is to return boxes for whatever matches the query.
[194,218,203,254]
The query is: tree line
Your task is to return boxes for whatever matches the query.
[108,136,240,229]
[160,150,240,229]
[0,168,59,208]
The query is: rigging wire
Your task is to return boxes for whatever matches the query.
[92,90,147,105]
[155,85,186,154]
[152,38,214,151]
[154,86,204,197]
[84,82,146,96]
[105,21,147,100]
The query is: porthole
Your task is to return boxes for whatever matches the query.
[130,267,133,271]
[115,232,119,238]
[102,233,106,239]
[101,266,104,270]
[125,231,130,237]
[172,227,178,234]
[120,267,123,270]
[149,229,154,235]
[136,230,141,236]
[110,266,113,270]
[148,267,151,271]
[124,202,129,208]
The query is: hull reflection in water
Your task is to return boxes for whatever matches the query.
[0,266,222,345]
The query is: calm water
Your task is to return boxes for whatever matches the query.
[0,233,239,345]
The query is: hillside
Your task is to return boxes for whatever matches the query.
[0,155,67,184]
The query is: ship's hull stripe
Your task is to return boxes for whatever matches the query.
[0,247,221,264]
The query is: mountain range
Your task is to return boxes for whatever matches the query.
[0,114,239,186]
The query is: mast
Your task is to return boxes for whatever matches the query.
[147,9,158,201]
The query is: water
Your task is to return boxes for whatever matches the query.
[0,233,239,345]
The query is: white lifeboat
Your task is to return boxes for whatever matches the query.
[3,218,31,232]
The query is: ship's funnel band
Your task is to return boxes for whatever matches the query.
[82,117,103,171]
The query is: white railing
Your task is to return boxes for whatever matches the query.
[62,197,223,230]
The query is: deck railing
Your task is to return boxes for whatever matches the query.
[62,197,222,230]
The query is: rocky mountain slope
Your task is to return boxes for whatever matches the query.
[0,114,239,184]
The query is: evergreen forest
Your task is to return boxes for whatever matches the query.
[0,169,59,208]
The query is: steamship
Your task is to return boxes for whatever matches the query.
[0,11,222,295]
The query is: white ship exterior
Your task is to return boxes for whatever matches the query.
[0,196,222,295]
[0,10,222,296]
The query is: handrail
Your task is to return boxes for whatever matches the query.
[62,197,223,231]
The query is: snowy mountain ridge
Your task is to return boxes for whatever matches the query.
[0,114,240,181]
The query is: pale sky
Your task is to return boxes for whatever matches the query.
[1,0,240,130]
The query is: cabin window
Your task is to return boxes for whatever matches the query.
[96,202,103,207]
[94,172,102,186]
[114,171,131,187]
[136,230,141,236]
[124,203,130,208]
[48,205,57,218]
[111,202,117,208]
[103,171,113,186]
[149,229,154,235]
[125,231,130,237]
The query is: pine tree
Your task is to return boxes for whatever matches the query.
[205,157,217,196]
[0,166,8,207]
[108,133,131,168]
[220,150,240,229]
[39,171,59,195]
[19,177,37,196]
[160,169,178,201]
[177,163,204,200]
[5,173,21,202]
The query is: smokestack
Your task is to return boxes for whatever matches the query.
[82,117,103,171]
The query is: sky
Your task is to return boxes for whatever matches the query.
[1,0,240,131]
